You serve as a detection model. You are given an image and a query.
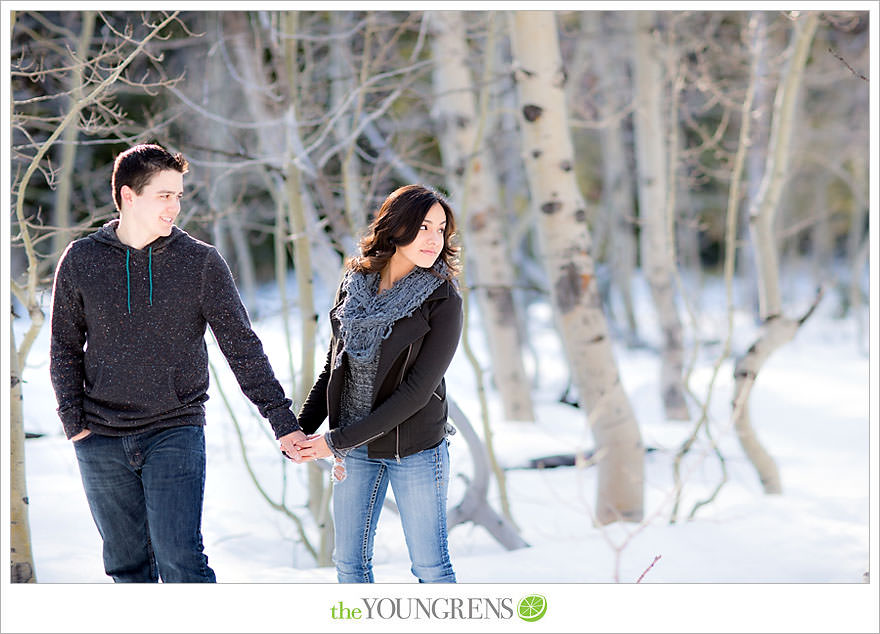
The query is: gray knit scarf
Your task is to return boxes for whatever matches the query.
[334,260,449,368]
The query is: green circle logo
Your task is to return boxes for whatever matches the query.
[517,594,547,622]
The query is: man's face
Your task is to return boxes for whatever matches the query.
[121,169,183,240]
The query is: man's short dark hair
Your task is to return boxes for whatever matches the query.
[111,144,189,211]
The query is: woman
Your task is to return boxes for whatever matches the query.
[293,184,462,583]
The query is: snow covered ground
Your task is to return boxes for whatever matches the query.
[3,272,877,633]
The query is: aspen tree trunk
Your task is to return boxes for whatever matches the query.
[227,213,259,313]
[228,11,332,564]
[229,12,332,389]
[281,11,332,565]
[630,11,690,421]
[199,14,258,311]
[281,13,316,409]
[671,14,761,522]
[331,11,367,235]
[509,11,644,524]
[227,13,296,384]
[586,11,640,346]
[737,11,820,494]
[744,11,771,322]
[429,10,535,422]
[51,11,95,262]
[489,23,536,373]
[429,10,516,525]
[749,11,819,320]
[491,32,528,233]
[10,323,36,583]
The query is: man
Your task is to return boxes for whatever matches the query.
[49,143,304,582]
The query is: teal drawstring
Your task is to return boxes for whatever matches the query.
[125,248,155,313]
[148,247,153,306]
[125,249,132,314]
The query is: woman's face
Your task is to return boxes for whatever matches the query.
[393,202,446,270]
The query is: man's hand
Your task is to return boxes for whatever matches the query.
[279,429,307,462]
[71,429,92,443]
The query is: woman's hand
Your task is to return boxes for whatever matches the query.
[295,433,333,461]
[71,429,92,443]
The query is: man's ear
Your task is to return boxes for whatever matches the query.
[120,185,135,207]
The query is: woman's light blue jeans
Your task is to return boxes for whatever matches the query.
[73,425,216,582]
[332,439,455,583]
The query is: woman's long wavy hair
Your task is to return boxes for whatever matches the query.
[347,184,460,281]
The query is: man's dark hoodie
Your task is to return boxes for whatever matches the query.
[50,219,300,440]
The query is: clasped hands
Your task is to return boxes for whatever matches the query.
[279,430,330,463]
[280,430,346,481]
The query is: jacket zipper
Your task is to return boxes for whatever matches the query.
[394,343,414,462]
[326,341,338,430]
[396,343,414,387]
[352,429,387,449]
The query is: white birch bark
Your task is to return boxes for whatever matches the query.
[736,11,820,494]
[280,11,333,565]
[744,11,771,320]
[630,11,690,420]
[749,11,819,320]
[330,11,367,235]
[586,11,640,345]
[10,323,36,583]
[491,32,529,236]
[51,12,95,262]
[198,13,258,311]
[489,23,537,375]
[509,11,644,524]
[225,13,300,384]
[226,213,259,313]
[429,10,535,422]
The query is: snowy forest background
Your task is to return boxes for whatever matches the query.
[4,6,877,634]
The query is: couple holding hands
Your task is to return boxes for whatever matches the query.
[50,144,462,584]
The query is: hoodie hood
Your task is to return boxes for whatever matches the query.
[89,218,186,254]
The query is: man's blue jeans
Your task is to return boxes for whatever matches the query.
[73,425,216,582]
[332,439,455,583]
